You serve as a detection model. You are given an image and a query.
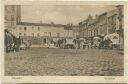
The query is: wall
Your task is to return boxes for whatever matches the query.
[15,25,65,37]
[98,13,107,36]
[107,9,119,35]
[13,24,74,45]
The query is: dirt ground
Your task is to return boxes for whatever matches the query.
[5,48,124,76]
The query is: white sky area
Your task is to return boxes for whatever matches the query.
[21,5,116,25]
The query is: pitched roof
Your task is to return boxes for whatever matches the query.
[88,19,97,25]
[17,22,66,27]
[98,12,107,17]
[107,9,118,17]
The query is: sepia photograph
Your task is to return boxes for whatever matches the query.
[4,4,124,76]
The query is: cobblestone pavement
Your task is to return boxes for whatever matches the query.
[5,48,124,76]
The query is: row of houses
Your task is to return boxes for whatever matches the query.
[4,5,124,48]
[15,22,78,45]
[79,5,124,49]
[4,5,79,46]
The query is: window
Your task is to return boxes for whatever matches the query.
[19,33,22,36]
[83,32,84,36]
[38,27,40,31]
[44,32,47,36]
[94,30,96,36]
[19,27,22,30]
[32,33,34,37]
[37,33,40,37]
[12,6,15,11]
[96,30,98,35]
[5,6,7,11]
[11,15,14,20]
[32,26,34,30]
[11,22,14,26]
[24,33,26,36]
[5,15,7,20]
[49,32,51,37]
[24,27,27,31]
[89,31,91,37]
[57,33,60,37]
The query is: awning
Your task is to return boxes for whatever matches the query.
[93,37,101,40]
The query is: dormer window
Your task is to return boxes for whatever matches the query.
[24,27,27,31]
[32,26,34,30]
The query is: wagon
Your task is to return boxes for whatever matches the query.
[64,38,75,49]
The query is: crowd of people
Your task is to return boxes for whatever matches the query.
[5,29,21,53]
[4,29,32,53]
[47,35,120,50]
[4,29,120,53]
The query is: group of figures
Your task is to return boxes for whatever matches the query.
[4,29,21,53]
[45,34,120,50]
[4,29,31,53]
[4,28,120,53]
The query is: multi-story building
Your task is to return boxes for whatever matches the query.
[14,22,74,45]
[87,18,98,38]
[79,15,92,39]
[78,5,124,49]
[106,6,124,49]
[97,12,108,36]
[79,21,85,38]
[79,14,100,39]
[79,8,122,38]
[116,5,124,49]
[72,25,79,39]
[4,5,21,35]
[5,5,75,46]
[107,9,119,34]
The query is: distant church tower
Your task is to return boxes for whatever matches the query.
[5,5,21,29]
[4,5,21,35]
[16,5,21,24]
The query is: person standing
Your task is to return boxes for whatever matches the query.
[5,31,13,53]
[14,36,21,52]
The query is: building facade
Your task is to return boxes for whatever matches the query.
[79,11,117,39]
[5,5,75,46]
[79,5,124,48]
[107,9,119,34]
[79,14,106,39]
[72,25,79,39]
[116,5,124,49]
[13,22,74,45]
[98,12,107,36]
[79,15,92,38]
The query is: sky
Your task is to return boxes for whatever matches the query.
[21,5,117,25]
